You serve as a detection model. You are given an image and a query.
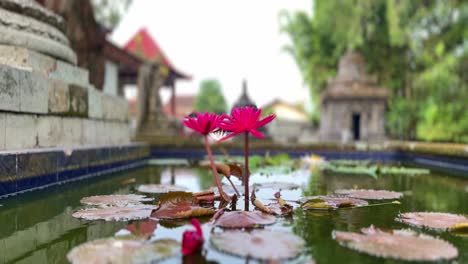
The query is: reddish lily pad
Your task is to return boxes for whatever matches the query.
[137,184,188,194]
[300,196,368,210]
[125,218,159,239]
[396,212,468,231]
[67,238,180,264]
[254,182,300,190]
[214,211,276,228]
[151,192,216,219]
[72,205,155,221]
[210,230,305,260]
[334,189,403,200]
[333,225,458,261]
[80,194,153,206]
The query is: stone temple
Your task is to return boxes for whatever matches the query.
[319,52,388,142]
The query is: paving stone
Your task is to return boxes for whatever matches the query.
[61,118,83,146]
[19,70,48,114]
[68,84,88,117]
[102,95,129,121]
[49,60,89,87]
[82,119,98,145]
[0,66,21,112]
[0,45,56,74]
[88,86,103,119]
[37,116,63,148]
[48,80,70,113]
[5,113,37,150]
[0,113,5,149]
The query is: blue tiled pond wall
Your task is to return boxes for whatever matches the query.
[1,143,467,198]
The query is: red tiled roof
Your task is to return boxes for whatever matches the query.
[123,28,190,79]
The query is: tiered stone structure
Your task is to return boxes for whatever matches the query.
[0,0,130,150]
[319,52,388,142]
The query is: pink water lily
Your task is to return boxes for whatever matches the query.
[218,107,276,141]
[218,106,276,210]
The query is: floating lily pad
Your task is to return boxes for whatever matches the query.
[210,230,305,260]
[72,205,155,221]
[80,194,153,206]
[151,192,216,219]
[254,182,300,190]
[334,189,403,200]
[396,212,468,231]
[300,196,368,210]
[137,184,188,194]
[333,225,458,261]
[214,211,276,228]
[67,238,180,264]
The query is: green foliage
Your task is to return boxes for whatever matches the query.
[90,0,133,28]
[194,79,228,114]
[281,0,468,143]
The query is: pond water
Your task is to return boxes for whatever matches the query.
[0,160,467,263]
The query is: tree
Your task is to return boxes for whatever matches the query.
[281,0,468,142]
[194,79,228,114]
[90,0,133,29]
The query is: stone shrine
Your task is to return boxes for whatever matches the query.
[319,52,388,142]
[0,0,130,149]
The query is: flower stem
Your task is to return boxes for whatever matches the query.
[244,132,249,211]
[204,136,230,202]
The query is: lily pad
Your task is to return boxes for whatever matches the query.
[300,196,368,210]
[210,230,305,260]
[396,212,468,231]
[334,189,403,200]
[200,161,243,178]
[151,192,216,219]
[67,238,180,264]
[214,211,276,228]
[72,205,155,221]
[137,184,188,194]
[254,182,300,190]
[80,194,153,206]
[333,225,458,261]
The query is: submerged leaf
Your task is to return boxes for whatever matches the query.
[67,238,180,264]
[151,192,216,219]
[80,194,153,206]
[333,225,458,261]
[201,161,243,179]
[396,212,468,231]
[214,211,276,228]
[334,189,403,200]
[137,184,187,194]
[300,196,368,210]
[125,218,159,239]
[72,205,156,221]
[210,230,305,260]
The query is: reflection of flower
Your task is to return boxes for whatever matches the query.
[182,219,204,255]
[183,112,225,136]
[218,107,276,141]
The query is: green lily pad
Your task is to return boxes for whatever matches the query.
[334,189,403,200]
[67,238,180,264]
[211,230,305,260]
[300,196,368,210]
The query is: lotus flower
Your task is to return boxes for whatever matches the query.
[218,107,276,141]
[218,106,276,211]
[183,113,231,202]
[182,219,204,255]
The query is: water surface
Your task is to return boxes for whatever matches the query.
[0,161,467,263]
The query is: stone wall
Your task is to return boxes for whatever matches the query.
[0,45,130,150]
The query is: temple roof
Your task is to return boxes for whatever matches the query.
[233,80,256,109]
[321,52,389,101]
[123,28,190,80]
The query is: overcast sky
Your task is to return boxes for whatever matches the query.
[111,0,312,109]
